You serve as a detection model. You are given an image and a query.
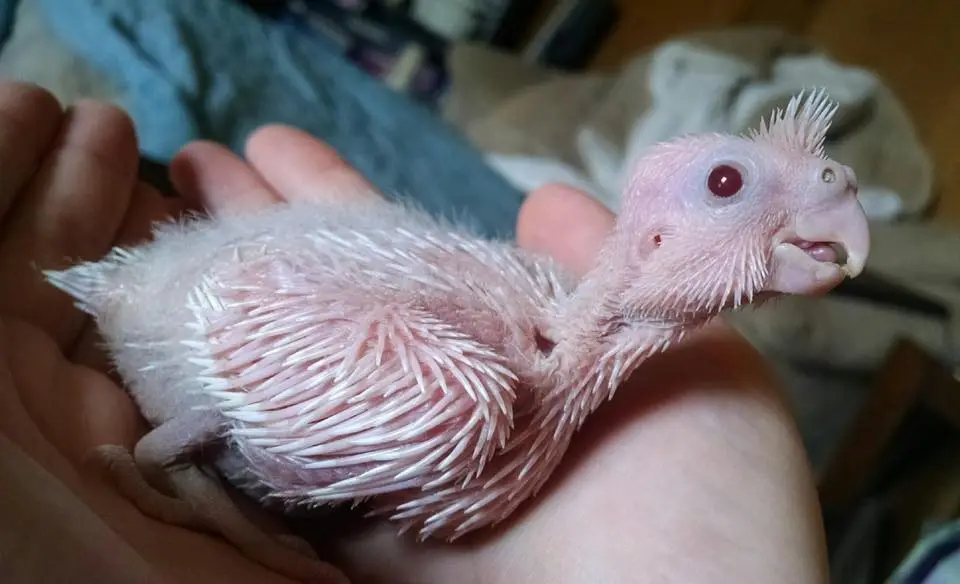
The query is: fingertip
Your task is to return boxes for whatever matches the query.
[168,140,223,183]
[243,123,289,158]
[244,123,382,204]
[69,99,136,135]
[517,183,614,277]
[62,99,139,175]
[0,82,65,219]
[245,123,342,166]
[168,141,217,208]
[170,140,280,213]
[0,81,64,124]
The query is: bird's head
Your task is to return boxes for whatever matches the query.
[593,88,870,324]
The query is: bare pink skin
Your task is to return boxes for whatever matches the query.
[43,89,869,583]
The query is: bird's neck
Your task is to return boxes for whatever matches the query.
[541,322,688,436]
[538,262,704,436]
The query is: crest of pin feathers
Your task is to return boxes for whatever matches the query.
[746,87,839,157]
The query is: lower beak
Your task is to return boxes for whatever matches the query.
[767,197,871,296]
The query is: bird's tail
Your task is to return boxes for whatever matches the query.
[43,246,143,317]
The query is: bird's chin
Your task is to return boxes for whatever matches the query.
[763,241,849,296]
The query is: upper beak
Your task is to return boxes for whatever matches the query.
[767,196,871,296]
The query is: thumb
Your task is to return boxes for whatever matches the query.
[516,184,615,278]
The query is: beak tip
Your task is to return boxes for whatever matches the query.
[841,255,867,279]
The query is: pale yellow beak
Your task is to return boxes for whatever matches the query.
[767,195,870,296]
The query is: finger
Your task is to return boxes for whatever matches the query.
[0,82,64,221]
[0,317,82,488]
[112,181,183,247]
[516,183,614,278]
[0,100,138,350]
[2,317,145,467]
[70,182,180,371]
[244,124,383,204]
[169,141,281,215]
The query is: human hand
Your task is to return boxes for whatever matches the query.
[0,81,331,584]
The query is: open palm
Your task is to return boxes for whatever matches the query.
[0,82,829,584]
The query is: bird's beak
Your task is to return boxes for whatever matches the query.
[766,196,870,296]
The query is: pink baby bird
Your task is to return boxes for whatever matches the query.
[45,88,869,583]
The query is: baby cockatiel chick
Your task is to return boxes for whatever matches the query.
[45,88,869,583]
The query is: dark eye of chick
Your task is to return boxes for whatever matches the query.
[707,164,743,198]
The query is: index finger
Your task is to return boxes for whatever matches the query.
[0,101,138,349]
[0,83,64,221]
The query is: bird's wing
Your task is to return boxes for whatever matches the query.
[181,259,519,507]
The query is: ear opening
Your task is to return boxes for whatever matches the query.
[641,224,677,257]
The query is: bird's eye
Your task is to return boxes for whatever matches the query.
[707,164,743,198]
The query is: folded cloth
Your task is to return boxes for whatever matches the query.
[0,0,120,105]
[451,26,935,223]
[27,0,523,239]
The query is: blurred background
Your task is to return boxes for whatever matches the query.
[0,0,958,582]
[591,0,960,226]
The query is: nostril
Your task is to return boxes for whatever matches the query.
[819,163,859,194]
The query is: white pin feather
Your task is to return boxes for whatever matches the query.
[747,87,839,158]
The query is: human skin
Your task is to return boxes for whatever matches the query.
[0,80,829,583]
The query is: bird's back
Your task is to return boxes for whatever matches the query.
[47,197,573,447]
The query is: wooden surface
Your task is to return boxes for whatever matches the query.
[814,337,960,578]
[587,0,960,225]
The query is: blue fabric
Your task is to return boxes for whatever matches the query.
[890,520,960,584]
[31,0,523,239]
[0,0,16,49]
